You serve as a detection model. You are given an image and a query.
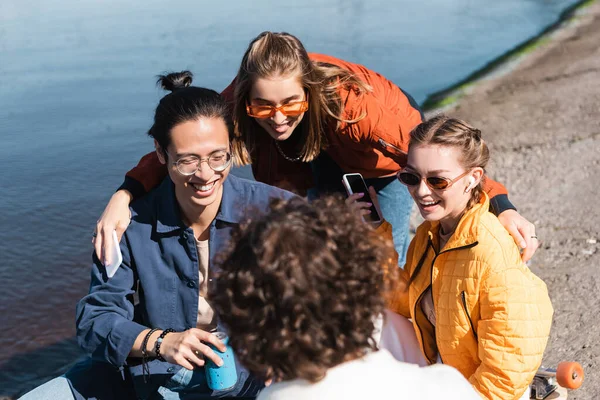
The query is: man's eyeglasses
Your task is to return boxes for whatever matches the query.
[397,170,471,191]
[171,150,232,176]
[246,100,309,119]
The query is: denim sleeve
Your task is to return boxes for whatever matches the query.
[75,238,146,367]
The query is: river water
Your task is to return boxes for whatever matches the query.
[0,0,581,396]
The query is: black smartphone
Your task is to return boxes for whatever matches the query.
[342,173,383,224]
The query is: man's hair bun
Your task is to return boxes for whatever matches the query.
[156,71,193,92]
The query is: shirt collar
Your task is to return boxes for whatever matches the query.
[216,174,248,224]
[154,174,247,234]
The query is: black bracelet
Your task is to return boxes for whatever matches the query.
[141,328,159,382]
[142,328,159,357]
[155,328,175,362]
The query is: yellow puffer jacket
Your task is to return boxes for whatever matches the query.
[384,193,553,400]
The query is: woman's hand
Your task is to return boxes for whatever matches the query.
[497,209,539,262]
[159,329,227,371]
[344,186,384,228]
[93,190,133,265]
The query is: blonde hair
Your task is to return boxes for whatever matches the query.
[409,115,490,210]
[232,31,372,164]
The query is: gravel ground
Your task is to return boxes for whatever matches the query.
[420,3,600,398]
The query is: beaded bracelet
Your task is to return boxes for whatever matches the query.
[155,328,175,362]
[141,328,159,382]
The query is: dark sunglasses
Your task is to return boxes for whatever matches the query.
[397,170,471,191]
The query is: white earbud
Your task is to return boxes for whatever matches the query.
[465,176,476,193]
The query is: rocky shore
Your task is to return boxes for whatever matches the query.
[422,1,600,398]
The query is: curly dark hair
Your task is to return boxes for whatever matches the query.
[212,195,395,384]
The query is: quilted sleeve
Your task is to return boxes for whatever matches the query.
[469,263,553,399]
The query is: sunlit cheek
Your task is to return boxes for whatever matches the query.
[443,188,465,210]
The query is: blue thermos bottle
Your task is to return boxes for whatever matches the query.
[205,331,238,390]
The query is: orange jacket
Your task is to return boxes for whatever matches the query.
[122,54,509,206]
[220,52,424,194]
[384,193,553,399]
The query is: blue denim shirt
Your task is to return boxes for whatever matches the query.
[75,174,295,398]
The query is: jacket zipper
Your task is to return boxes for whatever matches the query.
[414,239,479,364]
[429,243,443,364]
[413,288,434,364]
[461,291,478,340]
[411,239,434,364]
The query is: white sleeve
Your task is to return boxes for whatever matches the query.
[422,365,481,400]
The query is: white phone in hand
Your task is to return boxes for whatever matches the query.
[105,230,122,278]
[342,173,383,224]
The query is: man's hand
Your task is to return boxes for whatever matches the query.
[160,329,226,371]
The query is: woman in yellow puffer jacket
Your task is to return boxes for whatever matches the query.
[379,115,554,399]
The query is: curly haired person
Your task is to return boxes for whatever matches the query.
[212,196,479,400]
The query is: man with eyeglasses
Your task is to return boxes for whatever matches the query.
[20,75,296,399]
[95,88,296,397]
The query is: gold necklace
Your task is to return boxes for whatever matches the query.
[274,140,302,162]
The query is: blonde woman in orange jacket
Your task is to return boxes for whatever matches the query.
[93,32,539,271]
[366,115,553,399]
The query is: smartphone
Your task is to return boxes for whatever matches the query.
[342,173,383,224]
[105,230,123,278]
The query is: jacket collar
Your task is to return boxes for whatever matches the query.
[424,193,490,251]
[154,174,245,234]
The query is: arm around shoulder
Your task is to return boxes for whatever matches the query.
[95,151,167,263]
[121,151,167,200]
[482,177,516,215]
[483,178,540,261]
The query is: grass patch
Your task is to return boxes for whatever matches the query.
[510,37,550,59]
[579,0,596,9]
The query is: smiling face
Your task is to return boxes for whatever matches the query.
[405,144,482,233]
[249,74,306,141]
[156,117,231,219]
